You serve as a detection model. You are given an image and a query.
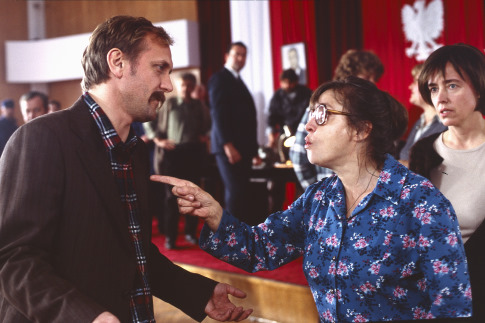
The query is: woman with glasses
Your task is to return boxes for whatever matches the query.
[153,76,472,322]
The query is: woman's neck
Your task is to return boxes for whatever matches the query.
[337,160,380,217]
[444,114,485,150]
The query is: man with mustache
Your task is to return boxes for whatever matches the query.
[0,16,251,323]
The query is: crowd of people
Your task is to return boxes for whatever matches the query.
[0,12,484,323]
[151,42,484,322]
[0,91,62,158]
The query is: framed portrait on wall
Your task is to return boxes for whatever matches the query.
[281,42,307,85]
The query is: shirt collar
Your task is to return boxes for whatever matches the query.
[224,65,239,79]
[83,92,139,154]
[325,154,409,216]
[373,154,409,205]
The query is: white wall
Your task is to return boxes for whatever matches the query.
[230,0,273,146]
[5,20,200,83]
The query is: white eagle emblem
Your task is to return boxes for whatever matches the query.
[402,0,444,61]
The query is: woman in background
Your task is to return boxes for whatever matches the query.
[410,43,485,322]
[399,64,446,167]
[156,77,472,322]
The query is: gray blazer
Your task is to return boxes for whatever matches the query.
[0,97,216,322]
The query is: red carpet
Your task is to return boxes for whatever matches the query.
[151,218,308,286]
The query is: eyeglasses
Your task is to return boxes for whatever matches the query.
[309,104,352,125]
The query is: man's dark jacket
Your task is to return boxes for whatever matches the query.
[267,84,312,135]
[0,98,217,322]
[208,68,258,159]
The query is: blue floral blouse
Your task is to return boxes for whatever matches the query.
[200,155,472,322]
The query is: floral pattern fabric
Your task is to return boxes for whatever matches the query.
[200,155,472,322]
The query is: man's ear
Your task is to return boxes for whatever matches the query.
[107,48,124,78]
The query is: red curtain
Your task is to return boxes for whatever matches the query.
[361,0,485,135]
[269,0,319,90]
[197,0,231,86]
[314,0,363,84]
[219,0,484,136]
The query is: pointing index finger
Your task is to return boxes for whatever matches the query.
[150,175,190,187]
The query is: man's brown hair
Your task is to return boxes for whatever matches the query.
[81,15,173,91]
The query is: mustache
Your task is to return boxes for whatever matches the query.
[150,91,166,104]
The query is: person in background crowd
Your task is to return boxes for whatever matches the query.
[208,41,262,224]
[0,15,251,323]
[47,99,62,113]
[192,82,208,105]
[333,49,384,83]
[145,72,211,249]
[266,68,312,149]
[19,91,48,123]
[0,99,18,158]
[154,76,472,323]
[266,68,312,212]
[410,43,485,322]
[290,49,385,190]
[398,64,446,167]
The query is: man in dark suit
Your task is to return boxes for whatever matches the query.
[208,42,261,224]
[0,16,251,323]
[0,99,18,158]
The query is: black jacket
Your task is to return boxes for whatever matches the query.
[0,98,217,322]
[208,68,259,159]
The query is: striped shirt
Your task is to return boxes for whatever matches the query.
[84,93,155,323]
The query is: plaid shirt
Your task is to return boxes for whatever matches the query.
[84,93,155,323]
[289,107,333,190]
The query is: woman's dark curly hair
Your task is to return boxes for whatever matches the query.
[310,76,408,167]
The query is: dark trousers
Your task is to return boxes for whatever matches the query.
[215,153,258,224]
[162,143,205,241]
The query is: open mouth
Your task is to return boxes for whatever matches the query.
[150,91,165,103]
[150,92,165,111]
[304,138,312,149]
[439,108,452,116]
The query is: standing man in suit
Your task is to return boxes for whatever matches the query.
[0,99,18,158]
[208,42,261,224]
[0,16,251,323]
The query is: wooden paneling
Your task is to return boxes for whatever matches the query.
[0,1,30,124]
[44,1,198,37]
[153,264,319,323]
[0,1,198,124]
[48,79,83,110]
[43,0,198,113]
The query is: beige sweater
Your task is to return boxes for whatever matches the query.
[430,133,485,243]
